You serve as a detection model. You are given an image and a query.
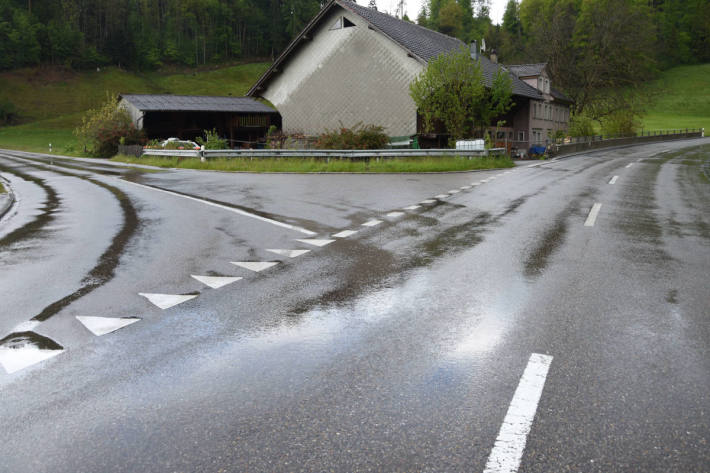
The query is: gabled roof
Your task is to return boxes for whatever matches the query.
[550,86,573,103]
[119,94,277,113]
[339,0,462,62]
[248,0,542,100]
[507,63,547,78]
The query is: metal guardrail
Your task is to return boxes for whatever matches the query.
[549,129,704,157]
[141,148,507,159]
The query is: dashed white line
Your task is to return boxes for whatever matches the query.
[230,261,279,272]
[460,186,471,190]
[333,229,358,238]
[483,353,553,473]
[120,180,316,236]
[266,249,310,258]
[435,194,449,199]
[362,219,383,227]
[191,275,243,288]
[584,203,602,227]
[609,176,619,185]
[386,211,405,218]
[76,316,141,336]
[139,293,198,310]
[448,189,460,194]
[625,163,634,168]
[420,199,436,204]
[296,238,335,247]
[402,205,421,211]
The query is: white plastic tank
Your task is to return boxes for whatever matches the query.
[455,139,485,151]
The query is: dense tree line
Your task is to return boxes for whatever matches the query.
[0,0,323,70]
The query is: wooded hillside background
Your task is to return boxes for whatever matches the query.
[1,0,708,73]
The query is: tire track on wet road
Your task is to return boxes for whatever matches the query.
[0,154,140,324]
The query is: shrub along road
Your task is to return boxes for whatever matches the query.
[0,139,708,472]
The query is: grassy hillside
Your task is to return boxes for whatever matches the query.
[641,63,710,132]
[0,62,707,156]
[0,63,269,154]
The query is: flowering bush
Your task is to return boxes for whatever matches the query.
[74,93,145,157]
[315,122,388,150]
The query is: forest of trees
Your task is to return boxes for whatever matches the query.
[0,0,324,70]
[1,0,707,74]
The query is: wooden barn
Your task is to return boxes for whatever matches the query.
[118,94,281,147]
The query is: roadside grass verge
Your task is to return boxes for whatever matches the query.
[0,182,6,193]
[112,155,515,173]
[0,114,83,155]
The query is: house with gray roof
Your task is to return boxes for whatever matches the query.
[119,94,281,147]
[247,0,572,151]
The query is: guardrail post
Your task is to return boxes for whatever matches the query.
[200,145,206,162]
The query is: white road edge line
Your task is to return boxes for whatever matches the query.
[483,353,553,473]
[584,203,602,227]
[609,176,619,185]
[120,180,316,235]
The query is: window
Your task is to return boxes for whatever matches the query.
[538,77,543,91]
[329,17,355,30]
[545,79,550,94]
[518,131,526,141]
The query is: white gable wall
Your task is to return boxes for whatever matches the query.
[119,99,145,130]
[261,7,424,137]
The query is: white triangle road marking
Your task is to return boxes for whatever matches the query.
[295,239,335,247]
[12,321,40,332]
[420,199,436,204]
[266,249,311,258]
[435,194,449,199]
[76,316,141,336]
[386,211,404,218]
[448,189,460,194]
[333,229,358,238]
[138,293,198,310]
[191,275,243,289]
[0,332,64,374]
[362,219,382,227]
[231,261,279,272]
[402,205,421,210]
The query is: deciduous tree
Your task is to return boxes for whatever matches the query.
[409,46,513,143]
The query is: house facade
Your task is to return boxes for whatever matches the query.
[248,0,571,151]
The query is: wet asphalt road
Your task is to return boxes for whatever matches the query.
[0,140,708,472]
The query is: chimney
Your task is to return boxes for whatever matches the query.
[490,49,498,64]
[470,41,478,60]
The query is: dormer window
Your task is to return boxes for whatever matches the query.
[330,16,356,30]
[545,79,550,94]
[537,77,543,91]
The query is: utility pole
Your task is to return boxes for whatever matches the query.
[395,0,406,18]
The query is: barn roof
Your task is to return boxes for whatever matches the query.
[119,94,277,113]
[248,0,543,100]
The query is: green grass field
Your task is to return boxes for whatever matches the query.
[112,155,515,173]
[0,63,269,155]
[640,63,710,132]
